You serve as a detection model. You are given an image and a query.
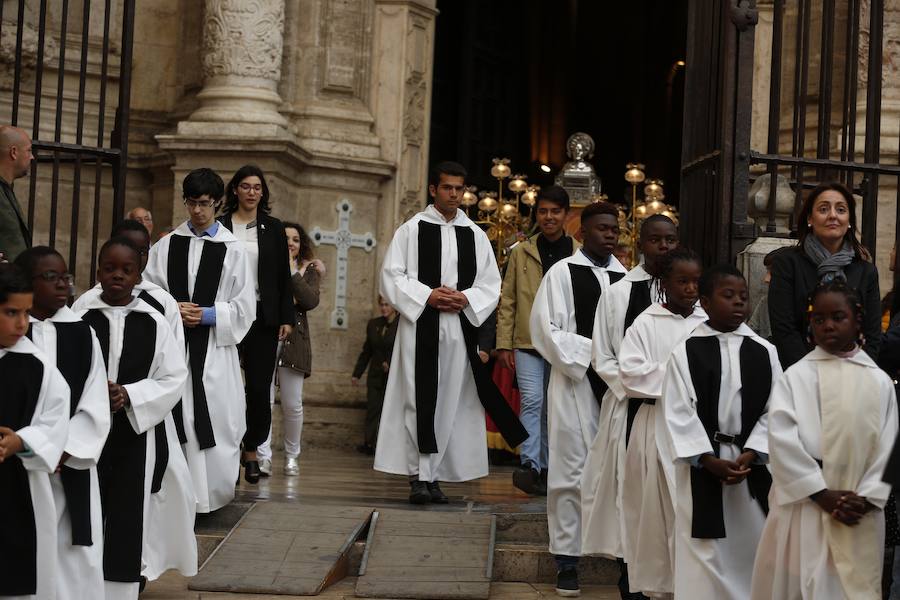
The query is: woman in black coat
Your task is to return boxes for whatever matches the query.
[220,165,295,483]
[768,181,881,368]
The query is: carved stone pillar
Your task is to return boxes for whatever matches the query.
[188,0,287,127]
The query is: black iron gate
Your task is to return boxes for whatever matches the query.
[681,0,900,265]
[2,0,135,282]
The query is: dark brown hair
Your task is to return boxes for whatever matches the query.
[283,221,314,264]
[796,181,868,261]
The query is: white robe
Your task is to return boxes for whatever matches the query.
[375,205,501,482]
[750,348,898,600]
[582,264,659,558]
[143,222,255,512]
[662,323,781,600]
[618,302,706,597]
[71,296,188,600]
[530,250,626,557]
[80,280,197,581]
[1,337,70,600]
[28,306,110,600]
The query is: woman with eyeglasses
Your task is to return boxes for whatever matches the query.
[220,165,295,484]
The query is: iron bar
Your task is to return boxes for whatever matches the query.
[75,0,91,146]
[847,0,861,191]
[49,151,59,247]
[765,0,784,233]
[111,0,136,223]
[69,155,83,278]
[861,0,884,257]
[795,0,812,216]
[97,0,112,146]
[839,0,857,166]
[11,0,25,125]
[31,0,48,141]
[816,0,835,181]
[32,141,121,158]
[54,0,70,145]
[749,151,900,176]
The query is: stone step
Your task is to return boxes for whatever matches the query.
[491,542,619,585]
[494,512,549,545]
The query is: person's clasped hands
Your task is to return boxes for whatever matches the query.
[427,286,468,313]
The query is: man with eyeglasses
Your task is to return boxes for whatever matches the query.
[0,125,34,262]
[143,168,255,514]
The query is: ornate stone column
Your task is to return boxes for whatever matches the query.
[187,0,287,128]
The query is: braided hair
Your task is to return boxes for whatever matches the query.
[807,280,865,346]
[654,246,701,303]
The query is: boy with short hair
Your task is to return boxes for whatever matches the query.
[662,265,781,599]
[530,201,627,597]
[14,247,110,600]
[0,262,70,599]
[143,168,255,514]
[496,185,579,495]
[72,237,188,599]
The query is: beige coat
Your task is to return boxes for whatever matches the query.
[278,267,320,376]
[496,233,579,350]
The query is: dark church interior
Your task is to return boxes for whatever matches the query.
[428,0,688,208]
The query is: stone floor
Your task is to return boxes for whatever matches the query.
[143,449,619,599]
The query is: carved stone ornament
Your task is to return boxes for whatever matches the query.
[202,0,285,82]
[0,20,58,90]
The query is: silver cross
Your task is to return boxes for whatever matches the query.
[310,199,376,329]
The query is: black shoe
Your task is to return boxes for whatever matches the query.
[409,480,431,504]
[512,466,540,495]
[139,576,147,594]
[427,481,449,504]
[356,443,371,454]
[555,567,580,597]
[244,460,261,484]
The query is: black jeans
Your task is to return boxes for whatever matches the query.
[239,315,279,452]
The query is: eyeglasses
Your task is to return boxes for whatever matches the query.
[184,199,215,209]
[34,271,75,286]
[238,183,263,193]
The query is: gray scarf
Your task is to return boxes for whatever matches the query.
[803,235,854,283]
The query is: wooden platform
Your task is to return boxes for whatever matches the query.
[189,502,373,596]
[355,508,495,599]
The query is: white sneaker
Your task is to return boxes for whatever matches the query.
[284,456,300,476]
[259,457,272,477]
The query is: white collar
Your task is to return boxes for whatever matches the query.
[418,204,472,227]
[566,250,627,273]
[624,263,651,282]
[805,345,878,368]
[690,321,757,338]
[172,221,237,243]
[73,294,158,315]
[643,302,707,320]
[29,304,80,324]
[1,335,41,356]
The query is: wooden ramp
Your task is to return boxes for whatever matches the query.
[189,502,373,595]
[355,509,496,599]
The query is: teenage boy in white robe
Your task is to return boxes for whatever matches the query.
[0,263,70,600]
[662,265,782,599]
[74,238,188,600]
[15,247,110,600]
[618,247,707,598]
[751,281,898,600]
[530,201,627,598]
[581,214,676,598]
[80,220,198,586]
[376,160,526,504]
[143,168,255,514]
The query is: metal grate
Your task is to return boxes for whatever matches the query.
[2,0,135,284]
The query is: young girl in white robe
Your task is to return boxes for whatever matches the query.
[0,263,70,600]
[619,247,706,598]
[750,281,898,600]
[16,247,110,600]
[73,238,189,600]
[662,265,782,599]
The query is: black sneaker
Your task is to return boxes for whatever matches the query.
[409,480,431,504]
[427,481,449,504]
[555,567,580,597]
[512,466,540,495]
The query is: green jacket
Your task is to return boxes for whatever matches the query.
[495,233,579,351]
[0,177,29,260]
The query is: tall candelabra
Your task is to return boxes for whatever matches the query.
[620,163,679,265]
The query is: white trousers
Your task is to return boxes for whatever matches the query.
[258,366,305,460]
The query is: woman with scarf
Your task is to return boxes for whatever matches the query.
[768,181,882,369]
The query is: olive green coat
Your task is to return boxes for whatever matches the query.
[278,267,321,376]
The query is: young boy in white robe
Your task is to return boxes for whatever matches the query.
[0,263,70,600]
[376,161,526,504]
[750,281,898,600]
[581,214,676,598]
[619,247,707,598]
[143,168,255,513]
[15,247,110,600]
[530,201,627,597]
[80,220,198,587]
[662,265,782,599]
[73,238,188,600]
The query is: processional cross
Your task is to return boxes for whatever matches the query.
[310,199,376,329]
